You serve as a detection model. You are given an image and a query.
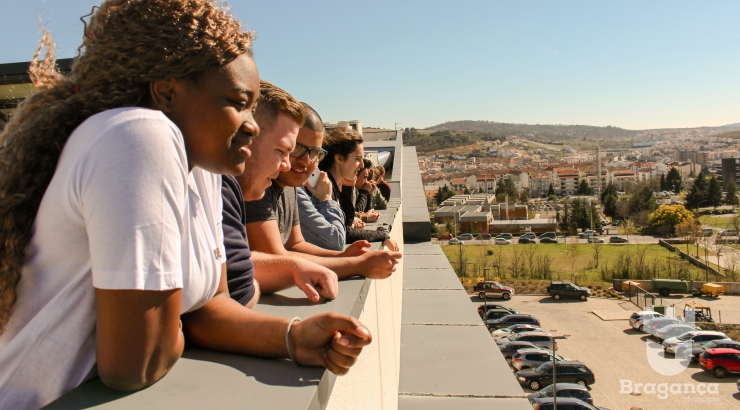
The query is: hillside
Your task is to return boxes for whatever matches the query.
[426,120,639,141]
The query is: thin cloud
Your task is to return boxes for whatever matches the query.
[707,28,740,37]
[534,44,558,54]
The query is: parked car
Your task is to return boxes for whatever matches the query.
[699,348,740,378]
[540,237,558,244]
[612,220,622,226]
[491,324,541,341]
[496,331,554,349]
[496,233,513,240]
[578,230,596,239]
[609,236,628,243]
[654,323,702,342]
[495,238,512,245]
[499,341,540,361]
[587,236,604,243]
[643,317,683,336]
[540,232,557,239]
[457,233,474,240]
[482,309,515,321]
[689,339,740,362]
[512,349,569,371]
[477,303,518,318]
[486,314,541,330]
[629,311,666,331]
[526,383,594,405]
[719,229,738,237]
[516,361,596,390]
[521,232,537,240]
[518,237,536,244]
[448,238,464,245]
[437,233,454,240]
[547,281,591,300]
[473,280,515,300]
[662,330,729,355]
[480,233,492,240]
[529,397,604,410]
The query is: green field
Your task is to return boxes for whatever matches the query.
[442,243,714,286]
[699,215,738,229]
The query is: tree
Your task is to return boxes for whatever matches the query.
[518,189,529,205]
[660,173,667,191]
[685,173,707,210]
[463,187,471,195]
[707,176,723,209]
[576,179,592,195]
[547,184,556,197]
[495,177,518,203]
[725,179,739,208]
[649,204,694,235]
[665,167,683,194]
[558,204,570,233]
[628,182,658,216]
[675,219,698,254]
[600,183,619,219]
[435,185,455,205]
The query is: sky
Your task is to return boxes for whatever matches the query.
[3,1,740,131]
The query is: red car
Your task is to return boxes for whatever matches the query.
[699,348,740,378]
[473,280,515,300]
[437,233,454,240]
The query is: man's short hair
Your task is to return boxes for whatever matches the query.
[362,158,373,170]
[254,80,305,131]
[301,102,324,132]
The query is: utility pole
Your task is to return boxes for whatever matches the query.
[596,144,602,198]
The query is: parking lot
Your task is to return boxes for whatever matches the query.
[473,295,740,409]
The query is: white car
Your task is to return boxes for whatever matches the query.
[491,324,542,341]
[495,238,512,245]
[587,237,604,244]
[629,310,665,331]
[448,238,465,245]
[662,331,729,355]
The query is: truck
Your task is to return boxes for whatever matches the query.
[651,279,693,297]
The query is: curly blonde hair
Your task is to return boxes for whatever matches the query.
[0,0,254,333]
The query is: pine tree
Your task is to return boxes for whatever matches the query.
[707,176,723,209]
[660,174,666,191]
[547,183,556,197]
[600,183,619,219]
[665,167,683,194]
[725,179,739,208]
[576,179,593,196]
[685,173,707,210]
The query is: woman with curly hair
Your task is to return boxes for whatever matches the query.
[0,1,370,408]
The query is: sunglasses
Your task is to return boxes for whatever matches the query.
[290,142,327,163]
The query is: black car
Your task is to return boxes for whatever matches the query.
[529,397,604,410]
[689,339,740,362]
[477,304,518,318]
[483,309,515,321]
[609,236,628,244]
[540,232,557,239]
[486,314,541,330]
[516,361,596,391]
[498,341,541,360]
[519,237,536,244]
[547,281,590,300]
[527,383,594,405]
[540,237,558,244]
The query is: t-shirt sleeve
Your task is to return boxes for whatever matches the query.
[242,187,276,224]
[221,175,256,305]
[75,115,188,290]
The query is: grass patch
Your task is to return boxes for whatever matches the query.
[699,215,737,229]
[443,243,712,286]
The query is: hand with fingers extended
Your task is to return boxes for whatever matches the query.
[292,259,339,302]
[290,313,372,375]
[339,240,371,257]
[357,249,402,279]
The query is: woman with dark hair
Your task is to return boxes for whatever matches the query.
[318,128,397,249]
[0,1,370,408]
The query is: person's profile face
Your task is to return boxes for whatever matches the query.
[276,127,323,187]
[337,143,364,183]
[355,168,369,188]
[167,54,260,176]
[238,112,298,199]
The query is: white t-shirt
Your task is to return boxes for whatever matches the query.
[0,107,225,409]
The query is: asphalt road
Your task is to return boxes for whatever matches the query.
[472,295,740,410]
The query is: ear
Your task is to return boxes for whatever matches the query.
[335,153,344,165]
[148,78,178,114]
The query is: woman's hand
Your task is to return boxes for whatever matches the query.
[353,217,365,229]
[290,313,372,375]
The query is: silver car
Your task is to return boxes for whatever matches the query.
[629,310,665,331]
[511,348,569,371]
[496,331,554,350]
[491,324,542,341]
[654,323,701,341]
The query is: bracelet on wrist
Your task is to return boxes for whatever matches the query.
[286,317,301,364]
